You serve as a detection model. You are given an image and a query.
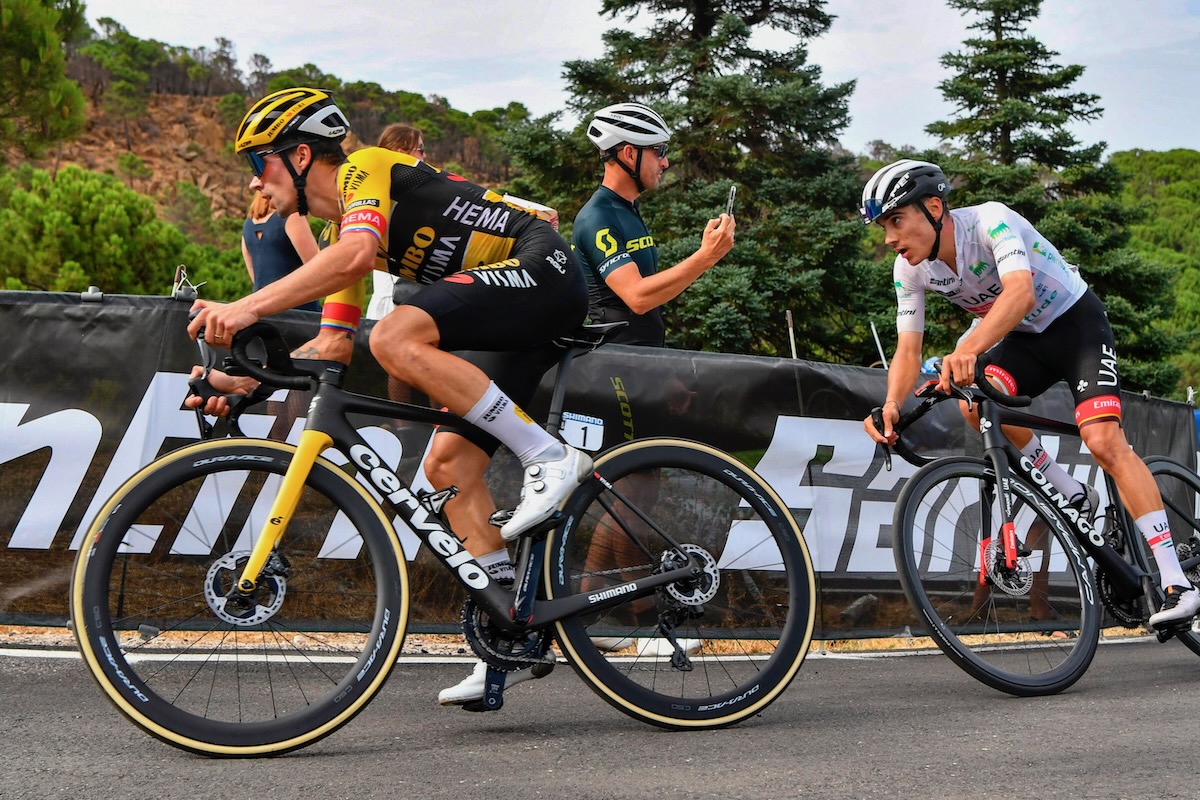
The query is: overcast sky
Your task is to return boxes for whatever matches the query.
[84,0,1200,156]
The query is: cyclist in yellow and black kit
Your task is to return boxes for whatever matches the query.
[186,88,591,704]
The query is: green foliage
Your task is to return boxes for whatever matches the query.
[1110,148,1200,390]
[0,164,245,299]
[504,0,877,361]
[0,0,86,159]
[217,92,247,131]
[115,152,151,188]
[927,0,1103,168]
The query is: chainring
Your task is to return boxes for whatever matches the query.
[1096,568,1144,628]
[460,599,551,672]
[1178,538,1200,587]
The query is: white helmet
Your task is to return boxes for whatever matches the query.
[859,159,949,225]
[587,102,671,152]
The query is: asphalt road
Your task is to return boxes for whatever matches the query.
[2,637,1195,800]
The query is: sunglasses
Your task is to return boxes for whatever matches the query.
[640,142,669,158]
[246,144,299,177]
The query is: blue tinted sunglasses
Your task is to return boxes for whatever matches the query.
[860,198,884,224]
[246,144,298,177]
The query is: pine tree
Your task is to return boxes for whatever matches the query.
[922,0,1181,395]
[502,0,887,362]
[0,0,86,160]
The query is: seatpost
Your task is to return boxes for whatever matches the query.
[545,345,585,438]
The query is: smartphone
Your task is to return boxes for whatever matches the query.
[726,185,737,216]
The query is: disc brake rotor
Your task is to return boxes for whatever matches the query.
[663,544,720,606]
[982,539,1033,597]
[204,551,287,626]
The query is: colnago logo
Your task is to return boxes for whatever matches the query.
[349,444,490,590]
[1019,455,1102,546]
[588,582,638,604]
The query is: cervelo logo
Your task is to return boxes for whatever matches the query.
[348,443,489,590]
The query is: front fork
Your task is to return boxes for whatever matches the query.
[979,443,1143,599]
[235,430,332,593]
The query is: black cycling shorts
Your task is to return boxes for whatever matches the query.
[403,224,587,352]
[982,289,1123,427]
[400,224,587,455]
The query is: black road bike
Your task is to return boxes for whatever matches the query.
[877,363,1200,696]
[70,320,816,755]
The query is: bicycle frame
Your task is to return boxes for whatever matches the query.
[973,395,1150,601]
[231,362,701,637]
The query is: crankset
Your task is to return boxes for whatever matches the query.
[204,551,290,626]
[1178,538,1200,587]
[460,599,554,673]
[1096,568,1144,628]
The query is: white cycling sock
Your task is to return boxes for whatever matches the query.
[1019,436,1085,501]
[1135,510,1190,589]
[476,548,515,583]
[463,381,561,464]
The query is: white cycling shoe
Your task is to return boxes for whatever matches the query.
[589,637,702,655]
[437,657,553,706]
[500,446,593,541]
[1149,585,1200,628]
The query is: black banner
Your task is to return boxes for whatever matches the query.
[2,291,1195,638]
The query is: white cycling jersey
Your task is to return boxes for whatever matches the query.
[894,201,1087,335]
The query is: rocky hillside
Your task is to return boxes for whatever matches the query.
[31,94,366,222]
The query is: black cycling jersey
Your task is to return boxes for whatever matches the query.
[572,185,664,346]
[326,146,587,353]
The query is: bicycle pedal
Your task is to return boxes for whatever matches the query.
[488,508,514,527]
[1153,621,1190,643]
[460,698,501,713]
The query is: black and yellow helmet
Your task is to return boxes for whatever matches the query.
[234,87,349,154]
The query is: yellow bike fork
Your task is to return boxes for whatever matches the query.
[235,429,333,593]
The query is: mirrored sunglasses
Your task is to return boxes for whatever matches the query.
[246,144,299,177]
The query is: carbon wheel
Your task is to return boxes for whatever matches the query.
[70,439,408,756]
[546,438,814,728]
[893,456,1100,696]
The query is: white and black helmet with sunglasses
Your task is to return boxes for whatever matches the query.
[860,159,951,262]
[587,102,671,192]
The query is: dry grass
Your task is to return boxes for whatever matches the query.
[3,625,1157,657]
